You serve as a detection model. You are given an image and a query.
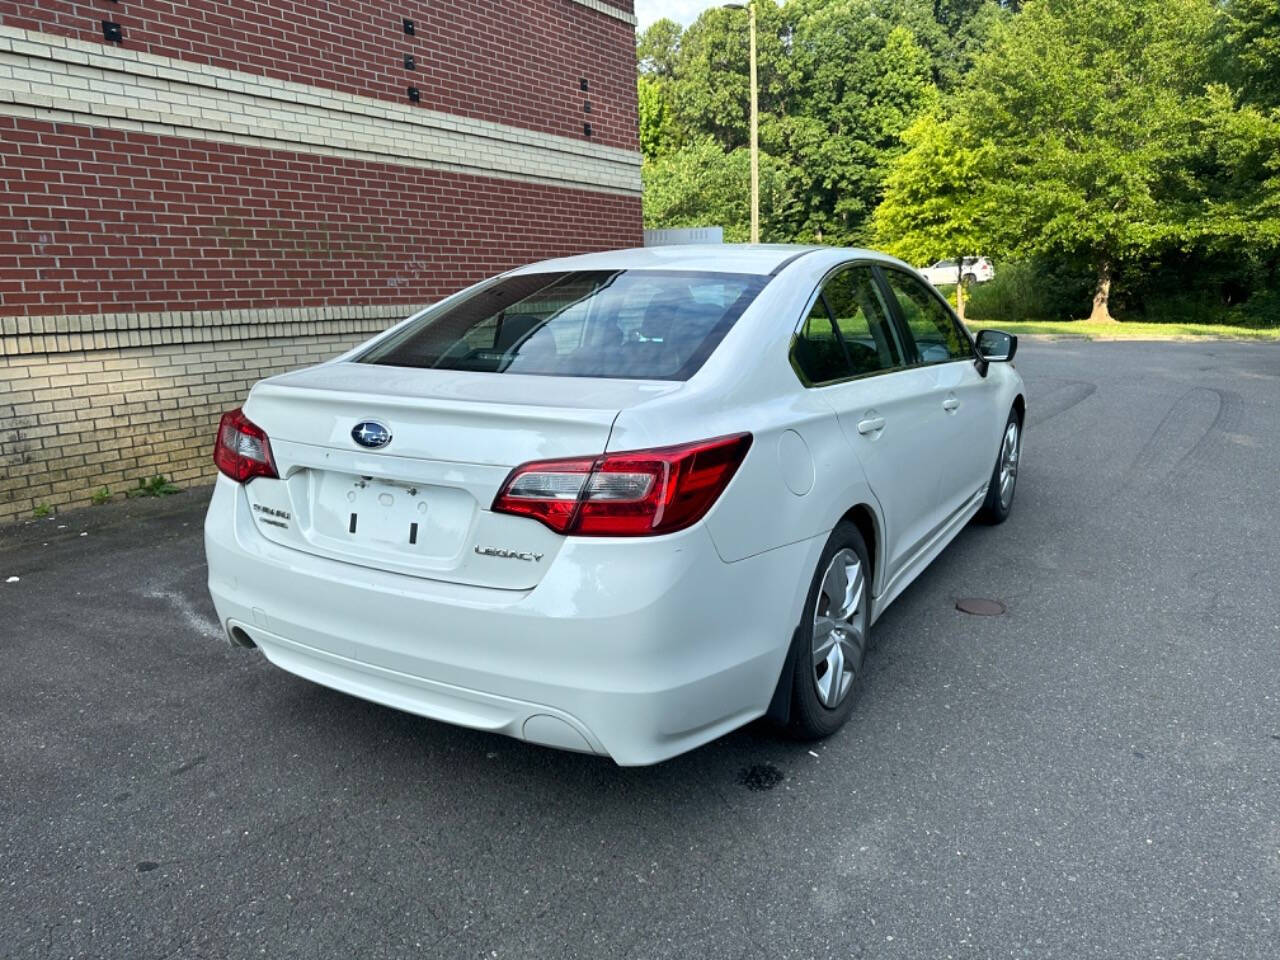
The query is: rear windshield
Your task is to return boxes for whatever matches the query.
[356,270,769,380]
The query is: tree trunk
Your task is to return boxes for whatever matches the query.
[955,263,966,321]
[1089,260,1116,322]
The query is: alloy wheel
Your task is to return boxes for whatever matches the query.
[812,549,866,708]
[999,421,1020,509]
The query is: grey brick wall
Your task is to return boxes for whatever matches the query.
[1,327,377,523]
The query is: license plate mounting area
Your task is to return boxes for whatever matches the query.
[343,476,429,548]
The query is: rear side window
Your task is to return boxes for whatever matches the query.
[357,270,768,381]
[882,269,972,364]
[791,264,902,385]
[792,299,849,384]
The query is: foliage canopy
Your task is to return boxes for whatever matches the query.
[640,0,1280,324]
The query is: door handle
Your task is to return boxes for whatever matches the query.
[856,416,886,435]
[942,397,960,413]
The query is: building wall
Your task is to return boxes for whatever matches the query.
[3,332,371,517]
[0,0,638,149]
[0,3,641,524]
[0,115,641,316]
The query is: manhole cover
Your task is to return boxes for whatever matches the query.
[956,597,1006,616]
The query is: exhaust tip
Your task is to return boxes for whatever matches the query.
[228,625,257,649]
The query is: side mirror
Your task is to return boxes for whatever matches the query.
[976,329,1017,362]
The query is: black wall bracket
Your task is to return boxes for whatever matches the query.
[404,54,416,70]
[403,18,415,35]
[407,86,421,102]
[102,20,123,43]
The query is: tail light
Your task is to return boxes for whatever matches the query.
[492,433,752,537]
[214,408,278,483]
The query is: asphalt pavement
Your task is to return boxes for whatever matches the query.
[2,338,1279,959]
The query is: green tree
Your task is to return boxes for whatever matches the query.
[638,75,677,161]
[1195,86,1280,253]
[640,0,1016,249]
[636,0,1280,325]
[642,138,799,242]
[956,0,1220,320]
[1200,0,1280,259]
[872,111,995,318]
[636,17,683,164]
[637,17,683,79]
[920,0,1010,90]
[670,2,792,152]
[784,3,938,243]
[1220,0,1280,107]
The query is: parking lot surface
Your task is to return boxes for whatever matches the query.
[3,339,1279,959]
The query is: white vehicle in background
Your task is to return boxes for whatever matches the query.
[920,257,995,287]
[205,245,1025,765]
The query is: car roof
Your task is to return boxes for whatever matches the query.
[506,244,903,277]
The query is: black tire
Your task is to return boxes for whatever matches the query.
[962,272,978,286]
[787,521,872,740]
[978,406,1022,524]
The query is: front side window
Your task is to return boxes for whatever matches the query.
[882,269,972,365]
[823,266,902,376]
[791,264,902,385]
[358,270,768,381]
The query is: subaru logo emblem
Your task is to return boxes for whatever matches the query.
[351,420,392,449]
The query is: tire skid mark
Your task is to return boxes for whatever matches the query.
[1025,377,1098,427]
[1179,387,1245,468]
[1120,387,1224,495]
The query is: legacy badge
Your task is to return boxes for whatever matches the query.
[474,545,544,563]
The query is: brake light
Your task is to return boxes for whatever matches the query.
[214,408,278,483]
[492,433,752,536]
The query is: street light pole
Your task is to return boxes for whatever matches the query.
[747,0,758,244]
[723,2,759,243]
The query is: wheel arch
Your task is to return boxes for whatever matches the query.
[838,502,881,594]
[766,499,883,727]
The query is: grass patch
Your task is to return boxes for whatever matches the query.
[125,475,181,498]
[966,319,1280,341]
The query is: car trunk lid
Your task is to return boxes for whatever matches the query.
[238,362,679,589]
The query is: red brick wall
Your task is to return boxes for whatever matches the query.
[0,116,643,318]
[0,0,638,151]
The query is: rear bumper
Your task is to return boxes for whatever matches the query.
[204,477,820,765]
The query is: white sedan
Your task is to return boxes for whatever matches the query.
[205,245,1025,765]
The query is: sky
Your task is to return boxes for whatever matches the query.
[633,0,722,30]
